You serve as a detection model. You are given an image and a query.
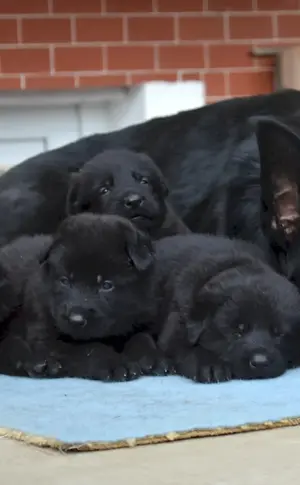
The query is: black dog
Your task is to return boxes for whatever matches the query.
[1,216,298,383]
[66,149,188,239]
[0,89,299,267]
[0,148,188,246]
[0,214,168,381]
[0,234,52,323]
[153,235,300,382]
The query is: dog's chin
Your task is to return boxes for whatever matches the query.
[129,212,164,231]
[233,358,286,380]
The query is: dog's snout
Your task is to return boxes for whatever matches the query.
[68,312,87,327]
[64,305,96,327]
[249,353,269,369]
[123,193,145,209]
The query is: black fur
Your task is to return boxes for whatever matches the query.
[0,234,52,323]
[0,214,169,381]
[0,89,299,268]
[65,149,188,239]
[153,235,300,382]
[1,215,299,383]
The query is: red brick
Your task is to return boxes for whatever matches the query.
[229,70,273,96]
[204,72,226,96]
[278,15,300,38]
[0,0,48,14]
[22,18,71,44]
[181,71,202,80]
[76,17,123,42]
[0,20,18,44]
[209,44,253,68]
[128,16,174,42]
[0,48,50,74]
[179,15,224,41]
[207,0,252,10]
[157,0,203,11]
[25,75,75,89]
[257,0,298,10]
[55,46,103,71]
[0,77,21,89]
[229,15,273,40]
[107,46,154,71]
[105,0,152,13]
[129,72,178,84]
[159,45,204,69]
[78,75,127,87]
[52,0,102,13]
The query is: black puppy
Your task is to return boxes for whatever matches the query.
[0,234,52,324]
[0,214,167,381]
[153,235,300,382]
[66,149,189,240]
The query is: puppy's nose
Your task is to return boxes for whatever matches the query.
[68,312,87,327]
[123,193,144,209]
[249,353,269,369]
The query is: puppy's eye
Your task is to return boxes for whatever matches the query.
[100,280,114,292]
[99,186,110,195]
[140,177,149,185]
[59,276,70,287]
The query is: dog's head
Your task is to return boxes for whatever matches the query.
[66,149,169,237]
[174,260,300,380]
[38,213,155,341]
[254,116,300,288]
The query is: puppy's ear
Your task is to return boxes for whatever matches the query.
[139,152,169,199]
[66,173,91,216]
[126,228,155,272]
[256,117,300,247]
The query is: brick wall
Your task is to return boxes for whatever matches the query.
[0,0,299,101]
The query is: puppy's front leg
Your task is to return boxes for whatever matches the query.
[22,340,142,382]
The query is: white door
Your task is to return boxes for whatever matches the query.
[0,104,110,169]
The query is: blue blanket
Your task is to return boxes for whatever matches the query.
[1,369,300,451]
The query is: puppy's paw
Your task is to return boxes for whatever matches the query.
[175,348,232,383]
[20,358,62,378]
[197,363,232,383]
[87,346,143,382]
[123,332,172,377]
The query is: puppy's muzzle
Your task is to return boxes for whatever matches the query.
[64,305,96,327]
[68,312,87,327]
[123,193,145,210]
[246,349,285,379]
[249,352,269,369]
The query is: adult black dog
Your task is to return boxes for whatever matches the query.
[0,89,299,266]
[1,214,298,383]
[0,213,168,381]
[66,149,188,239]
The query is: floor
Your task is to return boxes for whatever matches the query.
[1,427,299,484]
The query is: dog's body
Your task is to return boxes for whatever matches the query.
[151,234,300,382]
[0,89,298,256]
[0,214,298,383]
[0,214,169,381]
